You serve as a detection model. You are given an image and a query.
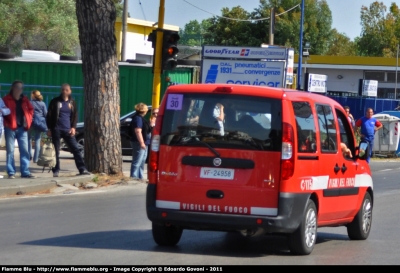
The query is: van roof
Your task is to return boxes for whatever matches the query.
[166,84,343,109]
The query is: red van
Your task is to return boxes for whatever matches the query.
[146,84,373,255]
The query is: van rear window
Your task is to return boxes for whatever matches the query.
[160,93,282,151]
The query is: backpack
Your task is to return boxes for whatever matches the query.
[128,114,152,141]
[37,139,56,172]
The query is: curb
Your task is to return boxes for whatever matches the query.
[0,181,56,197]
[0,174,94,197]
[52,174,95,186]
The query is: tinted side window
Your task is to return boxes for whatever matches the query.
[316,104,337,153]
[292,102,317,153]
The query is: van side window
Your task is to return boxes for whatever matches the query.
[292,102,317,153]
[335,108,355,159]
[316,104,337,153]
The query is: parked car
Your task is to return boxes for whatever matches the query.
[61,106,152,156]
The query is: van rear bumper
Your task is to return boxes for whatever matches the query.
[146,184,310,234]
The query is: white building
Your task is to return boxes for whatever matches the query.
[295,55,400,99]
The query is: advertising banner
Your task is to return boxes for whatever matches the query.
[306,73,328,93]
[203,46,287,60]
[286,49,294,85]
[201,59,285,87]
[361,80,378,97]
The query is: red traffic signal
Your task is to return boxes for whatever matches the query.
[162,30,180,71]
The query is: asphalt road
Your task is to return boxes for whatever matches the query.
[0,162,400,265]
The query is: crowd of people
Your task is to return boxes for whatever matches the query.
[0,80,90,179]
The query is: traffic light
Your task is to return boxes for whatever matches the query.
[147,30,157,48]
[162,30,180,71]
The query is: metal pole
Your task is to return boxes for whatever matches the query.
[395,44,399,100]
[269,8,275,45]
[297,0,305,90]
[304,58,307,90]
[121,0,128,61]
[152,0,165,109]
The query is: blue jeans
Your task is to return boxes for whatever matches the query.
[28,128,42,163]
[362,138,374,163]
[130,142,148,179]
[5,127,31,176]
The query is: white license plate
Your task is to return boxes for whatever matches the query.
[200,167,234,180]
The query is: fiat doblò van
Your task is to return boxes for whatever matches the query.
[146,84,373,255]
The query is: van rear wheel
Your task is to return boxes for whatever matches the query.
[347,192,372,240]
[152,222,183,246]
[288,199,317,255]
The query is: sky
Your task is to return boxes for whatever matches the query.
[130,0,396,40]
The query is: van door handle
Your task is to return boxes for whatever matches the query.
[341,163,347,174]
[334,163,340,174]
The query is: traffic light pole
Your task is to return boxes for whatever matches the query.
[152,0,165,109]
[297,0,305,91]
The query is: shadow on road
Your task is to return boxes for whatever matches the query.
[20,229,350,257]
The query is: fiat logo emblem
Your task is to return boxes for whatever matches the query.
[213,158,222,167]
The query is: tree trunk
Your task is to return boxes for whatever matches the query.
[76,0,122,174]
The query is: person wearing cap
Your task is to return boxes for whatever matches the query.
[28,90,47,163]
[130,103,151,180]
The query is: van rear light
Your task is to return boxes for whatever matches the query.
[281,142,293,160]
[148,115,162,184]
[151,135,160,152]
[213,86,233,93]
[281,122,295,180]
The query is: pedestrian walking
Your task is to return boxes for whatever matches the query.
[28,90,48,163]
[344,106,355,127]
[46,83,90,177]
[129,103,151,180]
[0,97,10,142]
[355,108,383,163]
[2,80,35,179]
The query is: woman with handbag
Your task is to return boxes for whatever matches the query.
[29,90,48,163]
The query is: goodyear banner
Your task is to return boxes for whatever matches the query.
[201,59,285,87]
[203,46,287,60]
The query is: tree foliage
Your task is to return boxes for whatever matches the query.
[179,20,210,46]
[0,0,123,55]
[326,29,357,56]
[190,0,333,54]
[356,1,400,57]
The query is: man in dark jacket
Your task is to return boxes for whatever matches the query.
[46,83,90,177]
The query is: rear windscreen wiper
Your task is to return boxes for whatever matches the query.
[180,136,221,158]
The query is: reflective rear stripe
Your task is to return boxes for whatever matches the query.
[156,200,180,210]
[250,207,278,216]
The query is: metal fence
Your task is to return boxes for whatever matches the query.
[0,83,84,122]
[328,96,400,120]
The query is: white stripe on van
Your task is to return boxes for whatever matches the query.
[304,174,373,191]
[250,207,278,216]
[156,200,180,210]
[355,174,373,189]
[310,175,329,191]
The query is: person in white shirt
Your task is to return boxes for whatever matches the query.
[213,103,225,136]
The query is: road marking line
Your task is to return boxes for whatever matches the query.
[379,169,393,172]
